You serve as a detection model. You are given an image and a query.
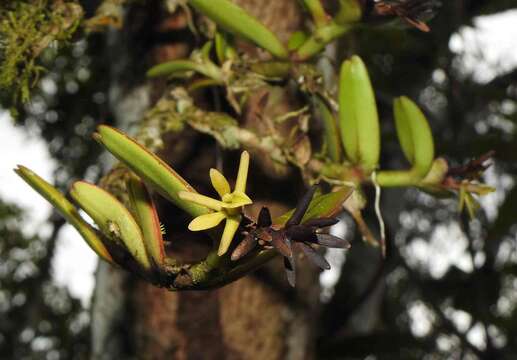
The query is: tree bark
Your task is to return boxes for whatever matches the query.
[90,1,324,359]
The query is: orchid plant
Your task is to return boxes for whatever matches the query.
[14,0,495,291]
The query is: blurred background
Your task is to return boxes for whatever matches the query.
[1,1,517,359]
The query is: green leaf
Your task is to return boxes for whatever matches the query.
[394,96,434,176]
[339,56,380,172]
[127,176,165,267]
[94,125,209,217]
[188,0,288,59]
[14,166,114,264]
[314,96,341,162]
[334,0,362,24]
[274,187,353,226]
[146,60,223,82]
[288,31,308,51]
[70,181,151,270]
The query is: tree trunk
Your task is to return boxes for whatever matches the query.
[90,1,323,359]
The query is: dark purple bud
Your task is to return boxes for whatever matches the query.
[286,185,317,226]
[271,231,293,258]
[303,217,339,228]
[257,207,272,228]
[297,243,330,270]
[231,233,257,261]
[283,256,296,287]
[316,234,351,249]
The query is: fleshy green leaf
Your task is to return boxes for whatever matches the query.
[394,96,434,176]
[127,176,165,267]
[188,0,288,59]
[14,166,113,263]
[314,96,342,162]
[188,212,226,231]
[70,181,151,270]
[94,125,209,217]
[339,55,380,172]
[274,187,353,226]
[146,60,223,82]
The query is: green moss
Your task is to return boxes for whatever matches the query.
[0,0,83,112]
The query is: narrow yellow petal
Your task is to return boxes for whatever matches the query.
[234,151,250,193]
[217,215,241,256]
[188,212,226,231]
[210,168,231,197]
[178,191,224,211]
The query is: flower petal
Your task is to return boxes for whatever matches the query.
[316,234,351,249]
[218,215,241,256]
[179,191,225,211]
[188,212,226,231]
[235,151,250,193]
[298,243,330,270]
[222,191,253,208]
[210,168,231,197]
[257,207,272,227]
[231,233,257,261]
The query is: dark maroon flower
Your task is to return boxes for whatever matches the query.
[231,186,350,287]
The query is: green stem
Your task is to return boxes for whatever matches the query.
[375,169,422,187]
[293,22,351,61]
[302,0,329,27]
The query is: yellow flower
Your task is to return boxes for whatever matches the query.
[179,151,252,256]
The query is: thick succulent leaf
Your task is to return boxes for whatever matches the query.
[315,96,342,162]
[188,0,288,59]
[188,212,226,231]
[316,234,351,249]
[394,96,434,176]
[209,168,231,197]
[275,187,353,226]
[147,60,221,81]
[94,126,209,217]
[70,181,151,270]
[339,56,380,172]
[218,215,241,256]
[127,176,165,266]
[14,166,114,264]
[298,243,330,270]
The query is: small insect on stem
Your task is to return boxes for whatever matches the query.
[231,185,351,287]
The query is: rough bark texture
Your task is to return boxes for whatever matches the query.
[90,1,324,359]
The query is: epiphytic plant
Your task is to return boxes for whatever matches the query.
[16,126,353,289]
[14,0,495,290]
